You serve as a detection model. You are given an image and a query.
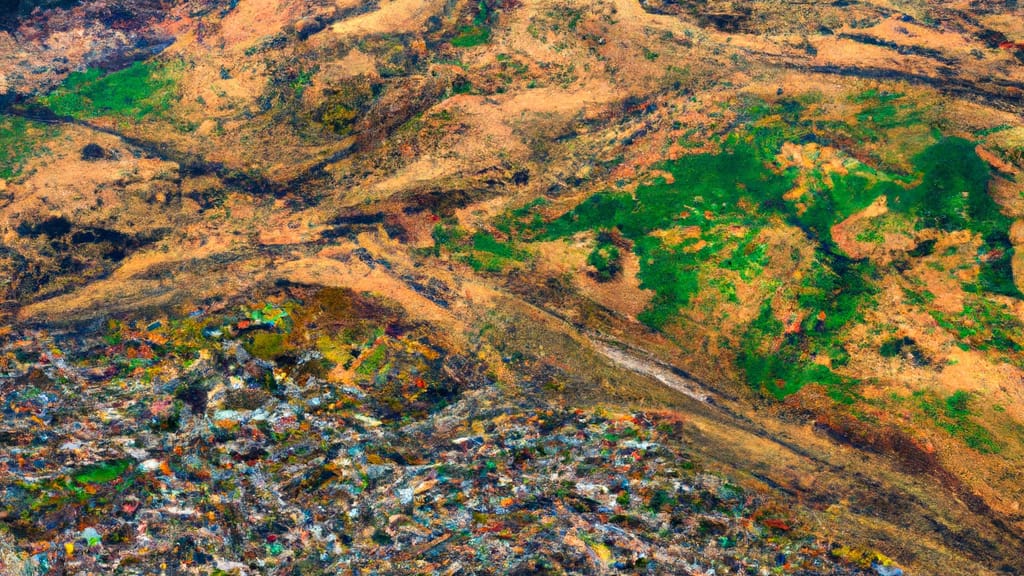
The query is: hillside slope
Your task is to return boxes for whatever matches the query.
[1,0,1024,574]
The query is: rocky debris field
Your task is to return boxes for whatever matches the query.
[0,289,890,575]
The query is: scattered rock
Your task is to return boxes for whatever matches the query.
[81,143,106,161]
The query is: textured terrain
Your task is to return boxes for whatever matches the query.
[1,0,1024,574]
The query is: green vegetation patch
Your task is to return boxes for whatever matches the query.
[499,96,1016,401]
[472,231,529,260]
[633,235,707,330]
[0,115,58,179]
[545,4,584,32]
[795,256,877,337]
[719,233,769,281]
[537,142,782,329]
[915,390,1001,453]
[737,256,869,404]
[743,91,938,171]
[797,170,904,249]
[532,126,880,330]
[42,60,179,121]
[974,232,1023,299]
[850,89,924,136]
[888,137,1002,235]
[452,25,491,47]
[73,459,133,485]
[494,198,548,236]
[523,121,882,399]
[542,140,789,240]
[902,287,935,306]
[452,1,493,47]
[245,332,287,360]
[737,303,860,403]
[356,343,388,377]
[587,234,622,281]
[433,224,530,272]
[929,295,1024,354]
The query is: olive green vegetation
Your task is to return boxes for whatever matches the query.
[743,90,938,168]
[736,252,874,403]
[452,25,491,47]
[315,77,378,135]
[745,97,1012,291]
[494,198,549,236]
[850,89,926,140]
[0,115,58,179]
[886,137,1021,299]
[538,138,791,329]
[494,53,531,89]
[914,390,1001,453]
[245,332,288,361]
[41,60,178,121]
[902,287,935,306]
[929,296,1024,354]
[432,224,530,272]
[451,1,492,47]
[290,67,315,98]
[431,223,465,257]
[228,295,394,381]
[719,234,769,281]
[356,343,388,377]
[855,227,885,244]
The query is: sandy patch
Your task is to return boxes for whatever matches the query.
[330,0,439,37]
[218,0,302,47]
[830,196,913,261]
[532,237,653,319]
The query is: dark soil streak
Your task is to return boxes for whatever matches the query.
[780,63,1024,113]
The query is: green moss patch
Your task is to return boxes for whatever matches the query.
[355,343,388,377]
[433,224,530,272]
[737,302,860,403]
[42,60,179,121]
[245,332,288,361]
[888,137,1001,234]
[452,25,491,47]
[0,115,59,179]
[73,459,133,485]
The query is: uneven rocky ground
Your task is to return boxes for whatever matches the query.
[1,0,1024,574]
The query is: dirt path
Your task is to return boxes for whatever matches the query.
[589,337,714,404]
